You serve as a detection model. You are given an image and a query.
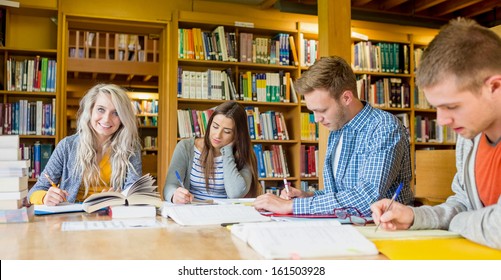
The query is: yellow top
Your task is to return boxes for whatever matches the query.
[30,152,112,205]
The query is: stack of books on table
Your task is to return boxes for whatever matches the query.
[0,135,34,223]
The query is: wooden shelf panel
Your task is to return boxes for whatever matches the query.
[0,91,57,97]
[67,58,159,76]
[415,142,456,146]
[0,47,57,55]
[178,58,297,71]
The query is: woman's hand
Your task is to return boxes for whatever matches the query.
[172,187,194,204]
[43,186,68,206]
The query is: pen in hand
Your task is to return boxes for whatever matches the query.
[175,170,184,188]
[44,173,66,202]
[375,182,404,232]
[175,170,193,204]
[283,177,290,199]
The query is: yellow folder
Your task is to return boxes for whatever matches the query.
[374,238,501,260]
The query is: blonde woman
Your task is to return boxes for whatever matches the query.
[28,84,142,205]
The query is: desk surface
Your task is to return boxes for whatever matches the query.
[1,212,386,260]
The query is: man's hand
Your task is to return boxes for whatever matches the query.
[371,199,415,230]
[253,193,293,214]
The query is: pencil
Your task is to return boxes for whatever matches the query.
[44,173,66,202]
[44,173,58,189]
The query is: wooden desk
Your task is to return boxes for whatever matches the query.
[0,212,385,260]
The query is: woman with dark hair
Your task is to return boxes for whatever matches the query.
[164,101,260,203]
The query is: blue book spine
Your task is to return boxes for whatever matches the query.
[253,144,266,178]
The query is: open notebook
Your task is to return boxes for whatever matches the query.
[231,220,378,259]
[34,202,84,215]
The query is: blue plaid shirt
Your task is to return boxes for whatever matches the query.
[293,102,413,216]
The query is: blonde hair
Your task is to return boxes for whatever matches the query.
[75,84,141,196]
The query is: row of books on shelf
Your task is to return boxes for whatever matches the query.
[138,115,157,127]
[262,181,318,196]
[177,68,297,103]
[352,41,409,74]
[178,26,294,66]
[0,100,56,136]
[414,47,425,70]
[300,112,318,141]
[356,75,411,109]
[131,99,158,114]
[414,86,433,109]
[5,56,57,92]
[298,34,319,67]
[253,144,290,179]
[143,136,157,150]
[300,145,318,178]
[177,108,214,139]
[239,32,292,65]
[245,107,289,141]
[16,141,53,180]
[415,116,457,144]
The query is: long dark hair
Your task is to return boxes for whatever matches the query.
[200,101,260,197]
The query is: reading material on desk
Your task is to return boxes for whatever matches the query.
[231,220,378,259]
[108,205,157,219]
[374,238,501,260]
[212,198,255,205]
[160,203,271,226]
[82,174,162,213]
[61,219,166,231]
[357,225,460,240]
[34,202,84,215]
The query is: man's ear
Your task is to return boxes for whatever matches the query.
[487,74,501,95]
[340,90,354,105]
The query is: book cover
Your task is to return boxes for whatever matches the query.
[0,134,19,148]
[34,202,84,215]
[0,176,28,192]
[83,174,162,213]
[0,205,34,223]
[0,198,24,210]
[0,189,28,200]
[108,205,156,219]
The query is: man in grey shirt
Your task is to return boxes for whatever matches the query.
[371,18,501,250]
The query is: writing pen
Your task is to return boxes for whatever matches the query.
[44,173,66,202]
[175,170,184,188]
[375,182,404,232]
[283,177,290,195]
[175,170,194,204]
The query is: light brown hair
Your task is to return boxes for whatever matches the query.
[294,56,358,100]
[416,18,501,93]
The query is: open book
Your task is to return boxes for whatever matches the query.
[231,220,379,259]
[83,174,162,213]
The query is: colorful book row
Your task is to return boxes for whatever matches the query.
[245,107,289,141]
[0,100,56,136]
[253,144,290,179]
[6,56,57,92]
[178,26,294,66]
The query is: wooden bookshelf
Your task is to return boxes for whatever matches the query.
[168,11,321,194]
[0,4,59,183]
[60,14,168,184]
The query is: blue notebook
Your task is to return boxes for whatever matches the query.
[34,202,84,215]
